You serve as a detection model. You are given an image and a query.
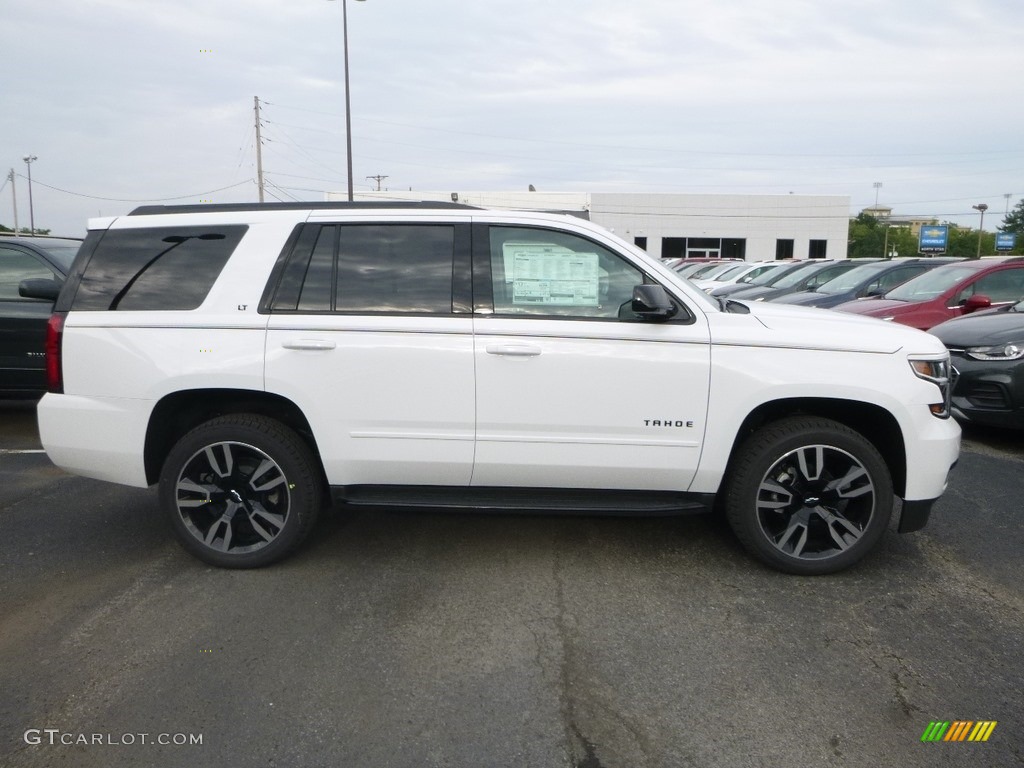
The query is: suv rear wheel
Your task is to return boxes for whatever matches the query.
[158,415,322,568]
[724,417,893,575]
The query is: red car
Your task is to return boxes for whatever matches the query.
[834,257,1024,330]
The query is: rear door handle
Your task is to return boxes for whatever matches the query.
[282,339,336,351]
[485,344,542,357]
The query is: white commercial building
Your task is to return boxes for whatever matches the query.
[328,190,852,261]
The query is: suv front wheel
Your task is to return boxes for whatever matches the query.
[724,416,893,575]
[158,415,323,568]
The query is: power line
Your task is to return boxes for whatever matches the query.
[12,174,253,203]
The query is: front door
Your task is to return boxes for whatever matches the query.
[471,223,711,491]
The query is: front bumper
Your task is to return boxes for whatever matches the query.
[949,354,1024,430]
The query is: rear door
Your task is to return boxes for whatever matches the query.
[471,222,712,491]
[264,220,475,486]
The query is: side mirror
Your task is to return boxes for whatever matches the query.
[963,294,992,314]
[19,278,62,302]
[632,284,677,320]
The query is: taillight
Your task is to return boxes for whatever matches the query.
[45,312,66,394]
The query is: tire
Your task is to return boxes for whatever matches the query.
[723,416,893,575]
[158,415,323,568]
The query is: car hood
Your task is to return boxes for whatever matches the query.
[831,297,909,316]
[929,308,1024,347]
[710,300,946,355]
[771,290,822,306]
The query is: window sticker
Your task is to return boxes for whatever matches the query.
[502,242,600,306]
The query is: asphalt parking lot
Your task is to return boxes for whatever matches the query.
[1,400,1021,768]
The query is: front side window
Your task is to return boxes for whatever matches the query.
[72,226,246,311]
[0,248,57,301]
[952,267,1024,306]
[487,227,645,320]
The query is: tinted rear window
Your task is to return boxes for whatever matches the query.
[72,226,247,310]
[270,223,455,314]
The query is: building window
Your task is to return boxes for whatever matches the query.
[809,240,827,259]
[634,236,648,251]
[722,238,746,259]
[775,239,794,260]
[662,237,686,260]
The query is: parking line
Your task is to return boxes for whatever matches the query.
[0,449,47,454]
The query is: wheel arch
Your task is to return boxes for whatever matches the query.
[723,397,907,498]
[144,389,322,486]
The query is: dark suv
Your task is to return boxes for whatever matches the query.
[772,258,961,309]
[0,236,81,397]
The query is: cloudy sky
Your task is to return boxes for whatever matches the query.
[2,0,1022,236]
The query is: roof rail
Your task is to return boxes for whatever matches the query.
[128,201,480,216]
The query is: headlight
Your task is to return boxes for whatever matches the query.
[965,343,1024,361]
[909,356,952,418]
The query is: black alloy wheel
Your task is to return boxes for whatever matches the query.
[159,415,322,568]
[724,416,893,575]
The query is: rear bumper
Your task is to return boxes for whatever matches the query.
[37,393,152,488]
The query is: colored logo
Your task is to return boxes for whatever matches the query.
[996,233,1016,251]
[921,721,997,742]
[919,225,949,252]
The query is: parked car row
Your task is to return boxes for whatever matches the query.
[667,254,1024,430]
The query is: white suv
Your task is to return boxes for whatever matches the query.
[33,202,960,574]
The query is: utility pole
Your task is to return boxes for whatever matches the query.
[8,169,18,235]
[1006,193,1013,215]
[366,174,388,191]
[23,155,37,236]
[254,96,265,203]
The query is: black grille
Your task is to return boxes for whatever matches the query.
[965,383,1009,409]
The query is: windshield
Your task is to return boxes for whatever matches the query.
[708,263,748,281]
[698,263,741,280]
[815,261,895,295]
[884,265,980,301]
[766,262,824,288]
[748,262,804,287]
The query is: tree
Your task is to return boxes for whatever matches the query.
[1000,199,1024,234]
[847,213,928,259]
[0,224,51,235]
[997,200,1024,254]
[847,213,884,258]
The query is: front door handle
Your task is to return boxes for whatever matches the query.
[282,339,336,351]
[485,344,542,357]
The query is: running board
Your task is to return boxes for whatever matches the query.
[331,486,715,516]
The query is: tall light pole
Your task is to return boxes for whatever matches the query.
[328,0,366,201]
[873,181,882,207]
[972,203,988,259]
[23,155,37,236]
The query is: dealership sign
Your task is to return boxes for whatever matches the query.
[996,233,1017,251]
[919,226,949,253]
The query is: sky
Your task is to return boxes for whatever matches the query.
[2,0,1022,237]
